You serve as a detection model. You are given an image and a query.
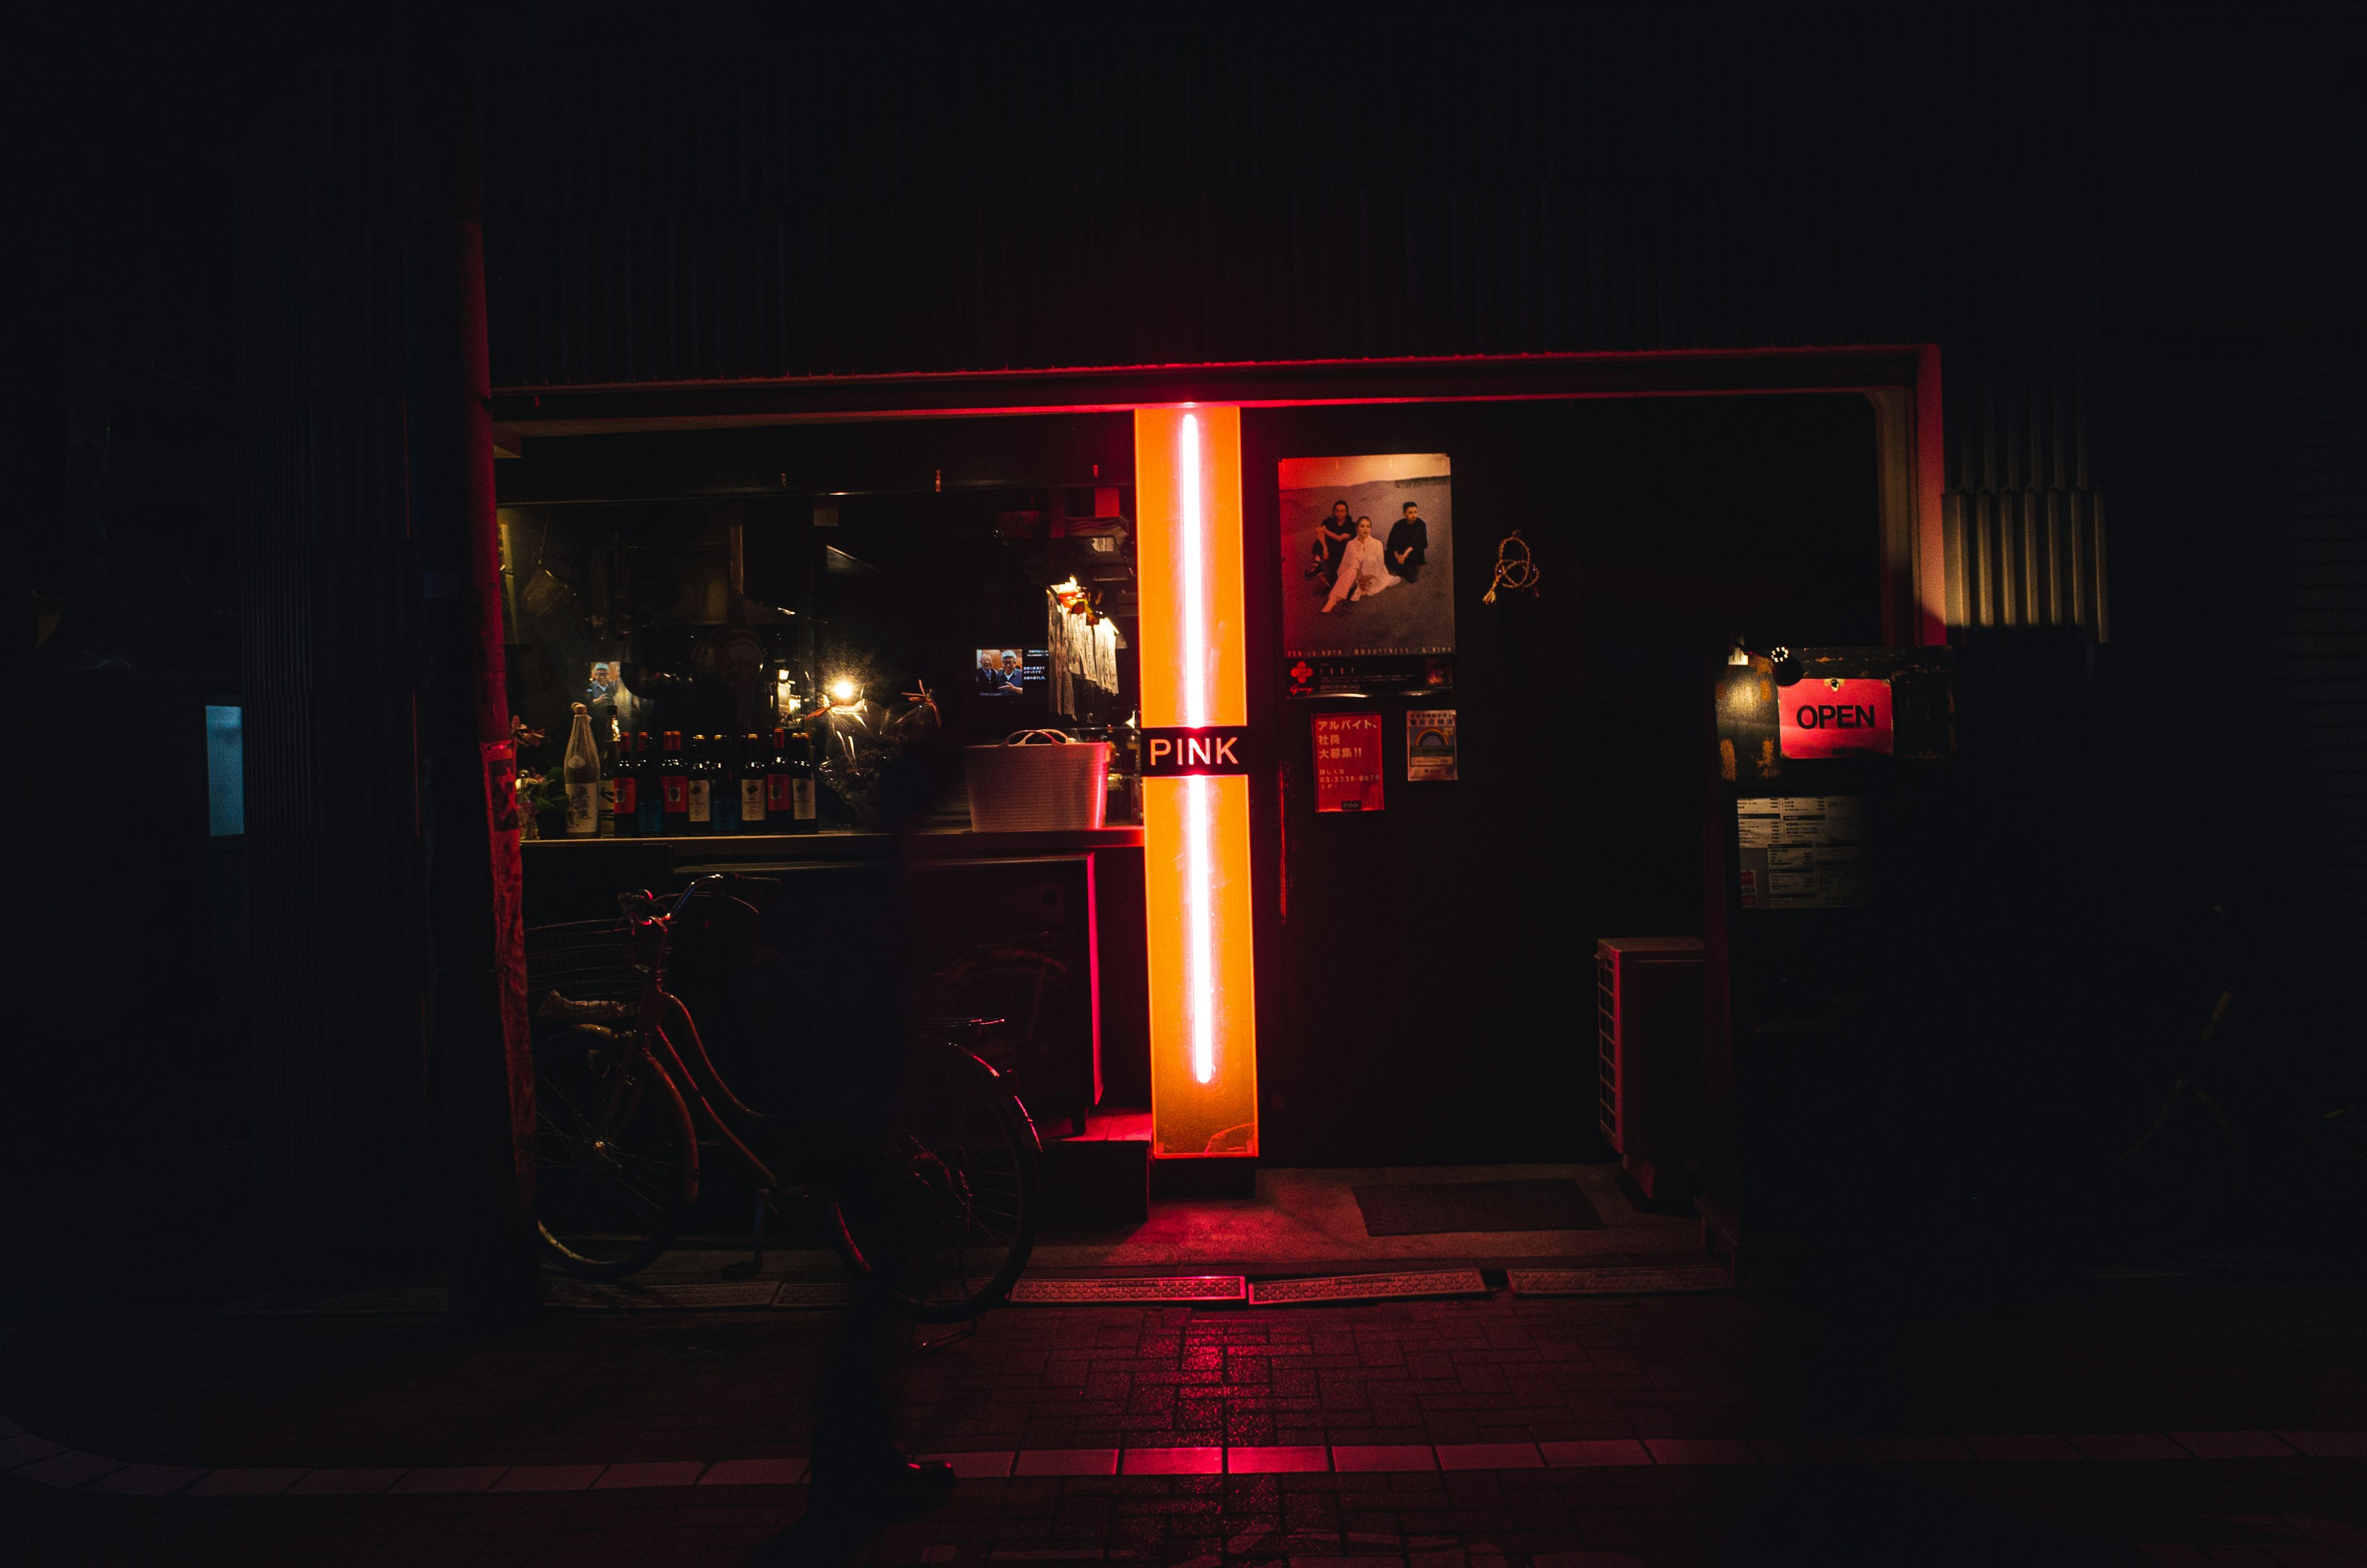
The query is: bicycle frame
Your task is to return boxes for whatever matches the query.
[619,878,819,1211]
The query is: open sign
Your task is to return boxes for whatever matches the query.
[1777,677,1894,759]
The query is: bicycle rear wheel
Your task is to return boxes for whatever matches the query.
[534,1027,696,1280]
[832,1040,1041,1321]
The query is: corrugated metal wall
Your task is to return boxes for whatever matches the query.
[2130,335,2367,986]
[237,60,439,1255]
[475,27,2110,643]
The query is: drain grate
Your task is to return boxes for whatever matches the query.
[546,1281,782,1311]
[1507,1264,1730,1296]
[1247,1269,1488,1306]
[1008,1276,1248,1305]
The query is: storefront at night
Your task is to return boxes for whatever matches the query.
[487,347,1947,1245]
[198,25,2362,1291]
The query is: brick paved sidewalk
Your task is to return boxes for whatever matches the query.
[4,1272,2364,1565]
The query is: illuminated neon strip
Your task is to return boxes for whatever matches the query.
[1135,406,1256,1158]
[1179,415,1207,728]
[1185,772,1216,1084]
[1176,415,1219,1085]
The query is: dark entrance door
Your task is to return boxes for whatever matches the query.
[1247,396,1883,1167]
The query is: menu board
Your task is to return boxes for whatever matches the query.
[1735,795,1870,910]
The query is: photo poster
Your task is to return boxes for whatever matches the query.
[1279,454,1454,695]
[1312,711,1385,812]
[1406,709,1457,781]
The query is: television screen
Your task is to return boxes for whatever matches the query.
[972,648,1048,697]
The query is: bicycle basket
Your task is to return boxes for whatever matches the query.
[523,920,647,1011]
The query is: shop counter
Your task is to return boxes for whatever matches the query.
[523,827,1143,922]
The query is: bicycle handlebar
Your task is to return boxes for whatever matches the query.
[618,873,782,929]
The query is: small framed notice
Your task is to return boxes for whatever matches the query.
[1406,710,1457,781]
[1312,712,1384,812]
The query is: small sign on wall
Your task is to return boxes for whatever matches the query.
[1777,677,1894,760]
[1736,794,1870,909]
[1407,710,1457,781]
[1312,712,1384,812]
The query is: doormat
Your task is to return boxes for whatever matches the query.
[1352,1180,1605,1236]
[1010,1276,1248,1305]
[1247,1268,1487,1305]
[1507,1264,1730,1296]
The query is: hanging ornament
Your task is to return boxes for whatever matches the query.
[1482,529,1542,605]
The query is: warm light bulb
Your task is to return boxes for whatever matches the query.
[830,679,857,703]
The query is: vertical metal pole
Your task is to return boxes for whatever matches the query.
[407,49,539,1325]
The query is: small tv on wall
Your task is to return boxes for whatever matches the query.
[970,647,1048,698]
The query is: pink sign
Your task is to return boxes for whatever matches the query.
[1312,713,1384,812]
[1778,678,1894,760]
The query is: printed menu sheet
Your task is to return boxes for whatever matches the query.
[1735,795,1870,910]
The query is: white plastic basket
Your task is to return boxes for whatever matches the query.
[965,730,1111,833]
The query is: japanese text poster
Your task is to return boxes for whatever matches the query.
[1312,712,1384,812]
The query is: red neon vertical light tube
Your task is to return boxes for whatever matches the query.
[1134,407,1257,1158]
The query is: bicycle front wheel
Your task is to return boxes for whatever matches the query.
[832,1040,1041,1321]
[534,1028,696,1280]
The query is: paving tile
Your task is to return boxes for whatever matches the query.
[2168,1431,2297,1459]
[2276,1431,2367,1458]
[390,1466,509,1493]
[187,1468,308,1497]
[1858,1435,1974,1463]
[700,1458,811,1485]
[1746,1439,1863,1466]
[288,1468,406,1495]
[491,1464,607,1492]
[0,1434,66,1470]
[1122,1447,1222,1474]
[1960,1434,2082,1462]
[1435,1443,1543,1471]
[12,1450,126,1488]
[1540,1440,1653,1468]
[84,1464,210,1496]
[1331,1445,1438,1472]
[594,1460,709,1488]
[2068,1432,2188,1461]
[1012,1448,1120,1477]
[1226,1445,1331,1474]
[1643,1439,1756,1466]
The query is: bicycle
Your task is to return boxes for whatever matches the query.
[526,875,1042,1321]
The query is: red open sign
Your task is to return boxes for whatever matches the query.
[1778,677,1894,759]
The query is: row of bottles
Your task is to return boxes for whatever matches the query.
[563,704,819,836]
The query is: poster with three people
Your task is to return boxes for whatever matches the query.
[1278,453,1455,696]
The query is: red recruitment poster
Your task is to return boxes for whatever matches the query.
[1311,712,1384,812]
